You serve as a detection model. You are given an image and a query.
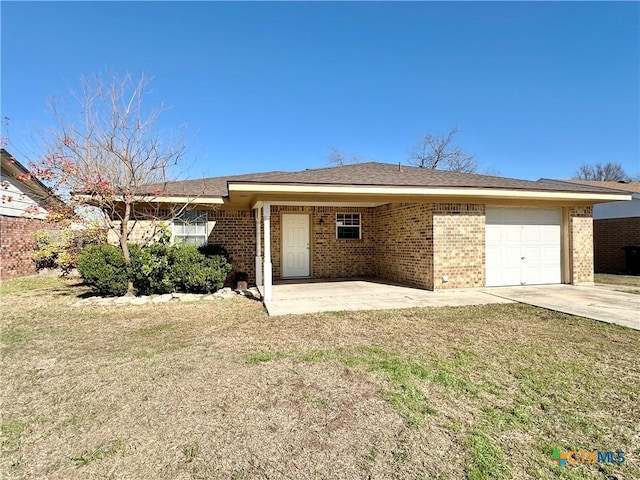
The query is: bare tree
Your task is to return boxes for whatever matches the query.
[326,147,365,166]
[573,162,630,182]
[26,71,190,294]
[408,127,476,173]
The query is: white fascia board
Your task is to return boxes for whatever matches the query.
[74,194,225,205]
[140,196,225,204]
[228,183,632,202]
[252,200,386,208]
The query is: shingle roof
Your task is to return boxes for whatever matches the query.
[1,148,66,209]
[145,162,628,198]
[545,179,640,194]
[142,170,291,197]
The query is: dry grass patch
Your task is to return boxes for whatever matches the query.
[1,276,639,479]
[595,273,640,287]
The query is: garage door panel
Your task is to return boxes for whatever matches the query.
[485,245,501,264]
[486,264,521,287]
[485,227,502,246]
[486,208,561,287]
[498,267,520,285]
[522,245,542,262]
[540,226,560,243]
[502,226,522,244]
[503,245,522,263]
[539,245,561,264]
[522,227,541,244]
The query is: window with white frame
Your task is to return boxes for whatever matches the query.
[173,210,208,246]
[336,213,361,239]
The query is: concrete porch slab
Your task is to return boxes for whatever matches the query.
[260,278,513,316]
[484,284,640,331]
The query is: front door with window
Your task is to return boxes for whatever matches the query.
[282,214,310,277]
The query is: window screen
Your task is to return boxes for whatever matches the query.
[173,210,208,246]
[336,213,361,239]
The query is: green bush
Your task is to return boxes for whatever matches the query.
[169,244,232,293]
[198,244,230,261]
[80,242,232,296]
[128,243,174,296]
[76,245,128,296]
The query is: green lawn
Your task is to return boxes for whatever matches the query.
[1,277,639,479]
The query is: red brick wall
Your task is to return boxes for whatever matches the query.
[593,217,640,273]
[0,215,45,280]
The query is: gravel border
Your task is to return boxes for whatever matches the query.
[72,287,262,307]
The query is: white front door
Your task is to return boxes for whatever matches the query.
[282,214,310,277]
[486,208,561,287]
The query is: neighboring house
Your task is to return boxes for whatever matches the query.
[539,178,640,273]
[0,149,64,280]
[116,162,629,300]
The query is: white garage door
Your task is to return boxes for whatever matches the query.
[486,208,561,287]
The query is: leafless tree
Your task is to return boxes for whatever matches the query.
[573,162,631,182]
[28,71,191,294]
[326,147,365,166]
[408,127,476,173]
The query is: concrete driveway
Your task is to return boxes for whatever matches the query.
[263,279,512,316]
[484,284,640,331]
[261,280,640,330]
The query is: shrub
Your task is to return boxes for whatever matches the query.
[78,241,232,297]
[34,227,107,275]
[76,245,128,296]
[129,243,231,295]
[198,244,230,261]
[128,243,173,296]
[169,244,232,293]
[34,231,62,270]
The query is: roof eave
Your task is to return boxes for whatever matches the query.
[1,150,66,209]
[76,193,226,205]
[227,183,632,203]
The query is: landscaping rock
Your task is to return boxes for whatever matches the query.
[178,293,203,302]
[151,294,173,303]
[238,289,262,301]
[131,297,150,305]
[71,287,261,307]
[214,287,237,299]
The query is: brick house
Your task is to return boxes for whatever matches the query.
[540,179,640,274]
[0,149,64,280]
[117,162,629,300]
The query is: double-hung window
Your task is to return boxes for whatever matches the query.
[173,210,208,246]
[336,213,361,240]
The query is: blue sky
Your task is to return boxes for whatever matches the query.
[2,1,638,181]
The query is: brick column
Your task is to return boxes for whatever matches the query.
[569,206,594,285]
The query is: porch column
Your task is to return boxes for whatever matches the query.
[263,202,273,301]
[255,206,263,287]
